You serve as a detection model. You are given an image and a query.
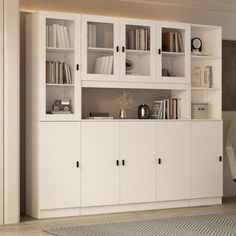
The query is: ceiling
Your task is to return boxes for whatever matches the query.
[119,0,236,12]
[20,0,236,13]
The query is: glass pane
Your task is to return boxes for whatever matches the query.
[125,24,151,76]
[87,22,114,75]
[161,27,185,78]
[45,18,75,115]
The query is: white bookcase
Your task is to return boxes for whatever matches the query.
[26,11,223,219]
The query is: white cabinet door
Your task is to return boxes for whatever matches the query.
[81,122,119,207]
[38,12,81,121]
[191,121,223,198]
[81,15,120,81]
[120,122,156,204]
[120,18,156,82]
[156,122,190,201]
[39,122,80,210]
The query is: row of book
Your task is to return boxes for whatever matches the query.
[162,32,184,53]
[46,61,73,84]
[152,98,181,119]
[46,24,70,48]
[88,23,97,47]
[94,56,113,74]
[126,28,150,51]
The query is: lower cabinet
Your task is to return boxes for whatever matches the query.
[81,122,119,207]
[156,122,190,201]
[120,122,156,204]
[39,122,80,210]
[32,120,223,218]
[191,121,223,199]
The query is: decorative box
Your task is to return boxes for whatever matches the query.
[191,103,209,119]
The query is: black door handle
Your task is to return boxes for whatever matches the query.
[116,160,120,166]
[116,46,119,52]
[219,156,223,162]
[122,46,125,52]
[122,159,125,166]
[158,158,161,165]
[76,161,80,168]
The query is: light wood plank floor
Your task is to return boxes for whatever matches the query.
[0,200,236,236]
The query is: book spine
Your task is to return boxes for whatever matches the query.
[46,25,49,47]
[92,24,96,47]
[53,24,57,48]
[63,26,70,48]
[60,25,66,48]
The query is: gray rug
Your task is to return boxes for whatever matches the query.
[44,212,236,236]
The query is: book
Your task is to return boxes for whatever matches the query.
[88,23,93,47]
[56,24,63,48]
[103,56,109,74]
[86,117,114,120]
[107,56,113,74]
[60,25,66,48]
[94,56,104,74]
[92,24,96,47]
[63,26,70,48]
[178,33,184,52]
[162,32,171,52]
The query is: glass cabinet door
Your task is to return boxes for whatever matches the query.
[41,12,80,121]
[158,22,190,84]
[82,15,119,81]
[120,19,155,81]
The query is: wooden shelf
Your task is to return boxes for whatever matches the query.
[46,47,74,53]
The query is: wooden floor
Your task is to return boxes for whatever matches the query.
[0,199,236,236]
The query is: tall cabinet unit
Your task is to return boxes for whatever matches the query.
[26,12,81,218]
[26,11,223,219]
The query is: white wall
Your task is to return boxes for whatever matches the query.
[3,0,20,224]
[0,0,4,224]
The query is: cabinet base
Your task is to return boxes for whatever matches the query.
[36,197,222,219]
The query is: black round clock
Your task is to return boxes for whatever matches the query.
[191,37,202,51]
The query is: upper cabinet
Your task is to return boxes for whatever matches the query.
[26,12,81,121]
[81,15,156,82]
[26,11,221,122]
[81,17,191,84]
[158,22,190,84]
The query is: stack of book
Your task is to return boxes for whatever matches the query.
[152,98,181,119]
[94,56,113,74]
[126,28,150,51]
[46,24,70,48]
[162,32,184,52]
[46,61,73,84]
[88,23,96,47]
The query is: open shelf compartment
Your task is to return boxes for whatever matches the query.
[82,88,189,120]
